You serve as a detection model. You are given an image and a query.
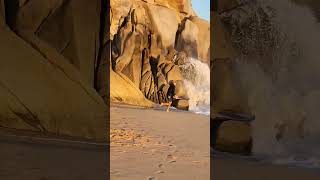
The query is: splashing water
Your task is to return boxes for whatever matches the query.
[179,58,210,116]
[222,0,320,168]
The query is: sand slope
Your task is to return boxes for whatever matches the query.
[110,104,210,180]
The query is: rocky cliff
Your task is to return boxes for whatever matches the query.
[109,0,210,109]
[0,0,209,140]
[0,0,106,141]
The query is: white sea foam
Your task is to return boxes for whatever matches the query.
[180,58,210,116]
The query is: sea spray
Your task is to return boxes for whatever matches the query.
[179,58,210,115]
[223,0,320,167]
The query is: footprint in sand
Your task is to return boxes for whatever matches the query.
[155,170,165,174]
[165,154,177,164]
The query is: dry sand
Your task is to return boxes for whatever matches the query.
[0,128,107,180]
[110,104,210,180]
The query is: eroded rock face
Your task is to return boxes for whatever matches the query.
[110,0,210,109]
[0,0,106,141]
[111,5,186,105]
[175,16,210,64]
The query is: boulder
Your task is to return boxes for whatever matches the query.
[172,99,189,110]
[215,120,252,154]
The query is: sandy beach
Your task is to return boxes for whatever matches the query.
[0,128,107,180]
[110,104,210,180]
[110,104,320,180]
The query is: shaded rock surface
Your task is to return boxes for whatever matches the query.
[13,0,101,86]
[0,0,107,141]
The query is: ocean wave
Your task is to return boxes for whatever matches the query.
[179,58,210,116]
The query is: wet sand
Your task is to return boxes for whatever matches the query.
[110,104,210,180]
[212,152,320,180]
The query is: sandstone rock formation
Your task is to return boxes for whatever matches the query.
[0,0,106,141]
[0,0,209,140]
[110,0,210,109]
